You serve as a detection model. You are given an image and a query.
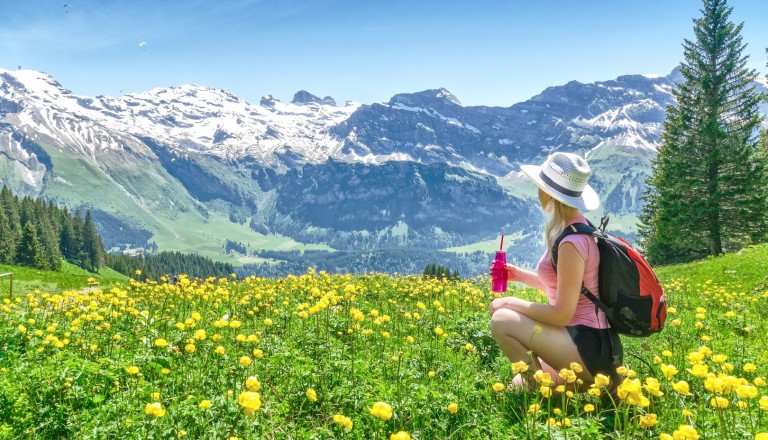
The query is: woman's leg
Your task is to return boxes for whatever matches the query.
[490,308,594,386]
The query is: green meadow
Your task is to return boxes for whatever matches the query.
[0,245,766,439]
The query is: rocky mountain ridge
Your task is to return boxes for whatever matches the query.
[1,67,764,272]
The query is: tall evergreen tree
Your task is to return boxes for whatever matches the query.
[59,210,76,260]
[15,221,46,269]
[82,210,104,271]
[0,208,16,264]
[0,186,21,237]
[639,0,767,263]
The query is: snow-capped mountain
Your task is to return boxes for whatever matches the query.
[1,67,763,269]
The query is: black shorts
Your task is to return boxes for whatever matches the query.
[566,325,623,378]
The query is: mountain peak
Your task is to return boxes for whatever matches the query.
[292,90,336,106]
[0,68,69,97]
[388,88,462,108]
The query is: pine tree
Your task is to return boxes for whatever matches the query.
[16,221,46,269]
[0,186,21,237]
[59,209,76,260]
[82,210,104,271]
[0,208,16,264]
[638,0,767,263]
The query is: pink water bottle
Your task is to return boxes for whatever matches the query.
[491,236,508,293]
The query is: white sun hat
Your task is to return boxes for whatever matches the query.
[520,152,600,211]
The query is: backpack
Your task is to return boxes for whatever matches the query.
[552,217,667,337]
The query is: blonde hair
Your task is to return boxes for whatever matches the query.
[543,197,577,256]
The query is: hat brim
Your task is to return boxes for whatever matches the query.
[520,164,600,212]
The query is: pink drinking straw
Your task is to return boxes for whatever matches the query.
[499,235,504,251]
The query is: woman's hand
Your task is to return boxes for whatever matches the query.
[488,296,517,317]
[505,263,518,282]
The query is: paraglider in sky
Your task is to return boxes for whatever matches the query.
[63,4,71,13]
[138,42,147,51]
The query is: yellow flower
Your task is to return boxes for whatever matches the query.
[758,396,768,411]
[144,402,166,417]
[710,396,729,409]
[252,349,264,359]
[593,373,611,388]
[214,346,226,355]
[736,385,758,399]
[126,366,140,375]
[135,269,142,276]
[755,433,768,440]
[673,381,693,396]
[306,388,318,403]
[569,362,583,373]
[246,376,261,392]
[755,377,766,387]
[370,401,393,420]
[644,377,664,397]
[639,413,658,429]
[333,414,353,430]
[558,368,577,383]
[199,400,212,409]
[744,363,757,373]
[184,343,196,354]
[151,392,161,400]
[588,388,601,397]
[447,402,459,414]
[464,343,474,352]
[661,364,679,380]
[238,391,262,417]
[194,329,206,341]
[583,404,595,413]
[660,434,673,440]
[406,336,415,344]
[539,386,552,398]
[533,370,553,386]
[428,371,436,378]
[672,424,699,440]
[688,364,708,378]
[662,350,673,358]
[434,327,444,336]
[239,356,252,366]
[712,354,727,363]
[512,361,529,374]
[492,382,505,392]
[528,404,541,414]
[154,338,168,348]
[263,318,273,326]
[389,431,411,440]
[688,352,705,364]
[16,324,27,333]
[682,409,693,417]
[617,378,650,408]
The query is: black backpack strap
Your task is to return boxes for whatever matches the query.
[551,222,599,267]
[552,221,609,328]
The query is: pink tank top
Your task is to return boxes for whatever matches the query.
[536,215,610,329]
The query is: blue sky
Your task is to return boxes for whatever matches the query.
[1,0,766,106]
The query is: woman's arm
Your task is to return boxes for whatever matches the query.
[489,242,584,327]
[506,264,546,291]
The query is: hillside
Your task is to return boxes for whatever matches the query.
[0,260,127,297]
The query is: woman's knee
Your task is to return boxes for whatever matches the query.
[489,308,523,337]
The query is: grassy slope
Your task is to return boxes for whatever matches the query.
[0,261,128,298]
[654,243,768,288]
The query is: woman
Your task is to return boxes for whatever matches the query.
[489,152,621,390]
